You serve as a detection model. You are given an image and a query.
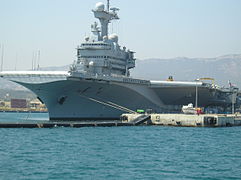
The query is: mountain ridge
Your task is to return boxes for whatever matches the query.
[131,54,241,88]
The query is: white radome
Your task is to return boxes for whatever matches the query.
[95,2,105,11]
[109,34,118,43]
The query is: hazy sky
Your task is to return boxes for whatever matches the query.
[1,0,241,70]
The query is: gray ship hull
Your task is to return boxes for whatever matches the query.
[21,81,232,120]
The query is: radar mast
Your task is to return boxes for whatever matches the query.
[92,1,119,40]
[107,0,110,12]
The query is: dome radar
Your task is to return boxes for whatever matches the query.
[95,2,105,11]
[109,34,118,43]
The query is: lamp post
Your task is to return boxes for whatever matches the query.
[232,92,235,114]
[231,88,237,114]
[195,79,200,108]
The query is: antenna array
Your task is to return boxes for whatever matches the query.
[107,0,110,12]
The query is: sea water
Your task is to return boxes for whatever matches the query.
[0,112,241,180]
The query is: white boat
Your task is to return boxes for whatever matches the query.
[182,104,197,114]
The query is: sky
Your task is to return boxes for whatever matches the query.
[0,0,241,70]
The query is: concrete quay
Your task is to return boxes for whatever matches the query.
[1,114,241,128]
[121,113,241,127]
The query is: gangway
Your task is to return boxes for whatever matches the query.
[129,114,151,125]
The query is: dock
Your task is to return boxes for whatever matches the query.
[1,113,241,128]
[121,113,241,127]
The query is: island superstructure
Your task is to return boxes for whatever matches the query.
[71,1,135,77]
[0,1,238,120]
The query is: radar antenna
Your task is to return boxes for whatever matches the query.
[107,0,110,12]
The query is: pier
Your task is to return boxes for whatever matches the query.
[0,121,138,128]
[121,113,241,127]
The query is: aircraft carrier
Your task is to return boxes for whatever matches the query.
[0,1,238,120]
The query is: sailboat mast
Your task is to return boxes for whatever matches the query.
[37,50,40,70]
[1,44,4,72]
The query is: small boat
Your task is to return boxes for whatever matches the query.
[182,103,197,114]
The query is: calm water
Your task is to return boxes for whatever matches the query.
[0,113,241,180]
